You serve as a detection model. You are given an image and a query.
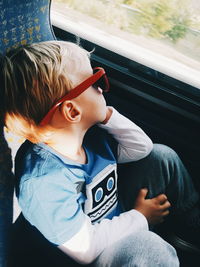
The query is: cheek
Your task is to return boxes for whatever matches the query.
[96,93,106,109]
[80,89,107,120]
[87,97,106,121]
[97,97,107,118]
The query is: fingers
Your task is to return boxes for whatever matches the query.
[137,188,148,200]
[156,194,168,204]
[155,194,171,208]
[162,209,170,217]
[153,194,171,219]
[158,199,171,220]
[161,200,171,210]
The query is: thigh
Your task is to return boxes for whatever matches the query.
[92,231,179,267]
[117,144,198,212]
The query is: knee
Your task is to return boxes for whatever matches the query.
[135,231,178,254]
[150,144,179,162]
[99,231,179,267]
[131,231,179,265]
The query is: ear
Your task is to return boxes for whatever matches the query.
[61,101,81,123]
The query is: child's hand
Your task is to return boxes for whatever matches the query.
[134,188,171,225]
[101,106,113,124]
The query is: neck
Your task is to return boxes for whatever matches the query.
[45,126,87,164]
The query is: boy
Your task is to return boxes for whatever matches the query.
[1,41,199,266]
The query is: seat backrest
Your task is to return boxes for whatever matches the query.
[0,1,55,266]
[0,0,55,54]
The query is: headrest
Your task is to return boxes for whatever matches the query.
[0,0,55,54]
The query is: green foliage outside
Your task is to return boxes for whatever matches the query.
[55,0,128,30]
[124,0,191,42]
[54,0,200,43]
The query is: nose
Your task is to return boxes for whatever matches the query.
[97,87,103,94]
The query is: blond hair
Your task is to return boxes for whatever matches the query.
[1,41,91,143]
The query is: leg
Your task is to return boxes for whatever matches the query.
[92,231,179,267]
[118,144,199,216]
[117,144,200,252]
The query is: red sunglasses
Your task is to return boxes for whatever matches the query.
[40,67,109,126]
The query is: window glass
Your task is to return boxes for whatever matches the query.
[51,0,200,89]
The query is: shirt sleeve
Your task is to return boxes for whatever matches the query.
[18,170,86,245]
[99,107,153,163]
[59,209,148,264]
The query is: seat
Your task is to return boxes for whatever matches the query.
[0,1,55,266]
[0,0,55,54]
[0,126,13,267]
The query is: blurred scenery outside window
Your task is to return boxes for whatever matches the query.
[51,0,200,88]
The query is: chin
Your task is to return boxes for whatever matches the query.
[100,111,107,123]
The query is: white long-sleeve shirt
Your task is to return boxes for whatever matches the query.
[100,107,153,163]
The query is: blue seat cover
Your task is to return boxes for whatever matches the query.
[0,0,55,54]
[0,1,55,265]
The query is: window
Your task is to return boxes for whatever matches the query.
[51,0,200,90]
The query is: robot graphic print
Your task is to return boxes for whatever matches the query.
[84,164,118,223]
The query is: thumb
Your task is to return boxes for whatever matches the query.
[137,188,148,200]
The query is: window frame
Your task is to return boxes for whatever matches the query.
[52,25,200,125]
[50,0,200,209]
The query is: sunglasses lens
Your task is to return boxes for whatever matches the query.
[93,68,109,92]
[93,76,106,91]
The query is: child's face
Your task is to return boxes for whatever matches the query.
[80,84,107,126]
[75,66,108,127]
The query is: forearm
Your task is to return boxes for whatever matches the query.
[99,107,153,163]
[59,209,148,264]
